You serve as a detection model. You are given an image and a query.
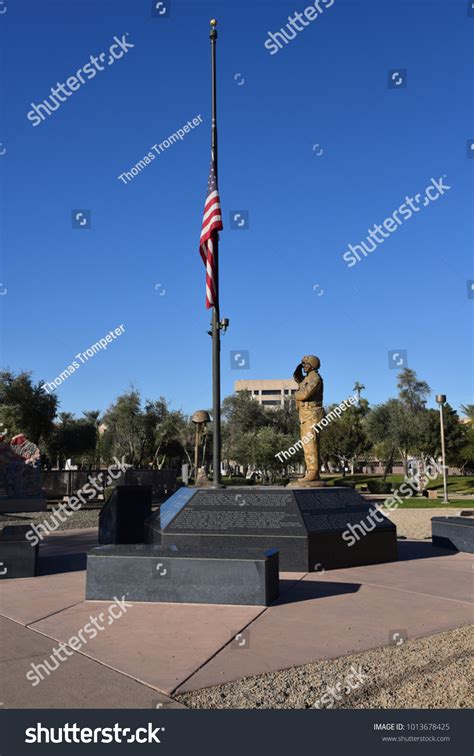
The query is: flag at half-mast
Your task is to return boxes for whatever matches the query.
[199,149,223,309]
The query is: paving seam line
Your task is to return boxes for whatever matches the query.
[171,572,310,696]
[353,581,474,605]
[0,599,85,627]
[21,622,181,702]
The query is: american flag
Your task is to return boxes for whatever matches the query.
[199,152,223,309]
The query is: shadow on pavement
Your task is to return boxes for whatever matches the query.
[396,539,457,562]
[274,579,361,606]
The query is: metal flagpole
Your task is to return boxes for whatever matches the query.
[210,19,223,488]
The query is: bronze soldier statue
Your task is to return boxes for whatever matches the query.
[293,355,324,483]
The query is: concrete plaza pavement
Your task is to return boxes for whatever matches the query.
[0,528,472,708]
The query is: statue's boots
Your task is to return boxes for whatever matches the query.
[301,469,320,482]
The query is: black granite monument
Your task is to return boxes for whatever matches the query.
[145,486,397,571]
[99,485,152,544]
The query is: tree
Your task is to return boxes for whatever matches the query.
[419,405,467,469]
[459,404,474,423]
[102,390,188,469]
[102,390,148,466]
[46,415,97,466]
[233,427,293,483]
[320,404,369,475]
[365,399,415,479]
[353,382,365,404]
[83,410,101,467]
[222,391,269,472]
[458,425,474,473]
[143,398,189,469]
[397,368,430,412]
[269,399,300,437]
[0,370,57,445]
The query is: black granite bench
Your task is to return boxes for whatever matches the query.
[86,543,279,606]
[0,525,38,579]
[431,516,474,554]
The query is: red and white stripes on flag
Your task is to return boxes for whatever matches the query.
[199,157,223,309]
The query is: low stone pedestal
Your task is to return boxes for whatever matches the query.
[431,517,474,553]
[86,544,279,605]
[287,479,328,488]
[0,526,38,579]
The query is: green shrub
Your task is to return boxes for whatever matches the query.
[335,479,356,489]
[367,480,392,494]
[221,477,255,486]
[104,486,115,501]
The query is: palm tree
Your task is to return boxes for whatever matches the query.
[83,410,102,467]
[459,404,474,423]
[58,412,74,424]
[353,382,365,404]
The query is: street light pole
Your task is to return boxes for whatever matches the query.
[436,394,449,504]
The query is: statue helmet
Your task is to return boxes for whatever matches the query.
[302,355,320,369]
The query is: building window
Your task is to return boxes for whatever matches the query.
[261,390,281,396]
[262,400,280,406]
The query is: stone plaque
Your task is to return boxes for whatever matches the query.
[159,486,196,529]
[165,491,305,536]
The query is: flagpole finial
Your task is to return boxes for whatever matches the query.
[210,18,217,38]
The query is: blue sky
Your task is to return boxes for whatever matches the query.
[0,0,472,418]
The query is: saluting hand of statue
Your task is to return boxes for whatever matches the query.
[293,363,304,384]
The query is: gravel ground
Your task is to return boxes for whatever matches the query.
[176,626,474,709]
[0,505,465,540]
[0,504,102,531]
